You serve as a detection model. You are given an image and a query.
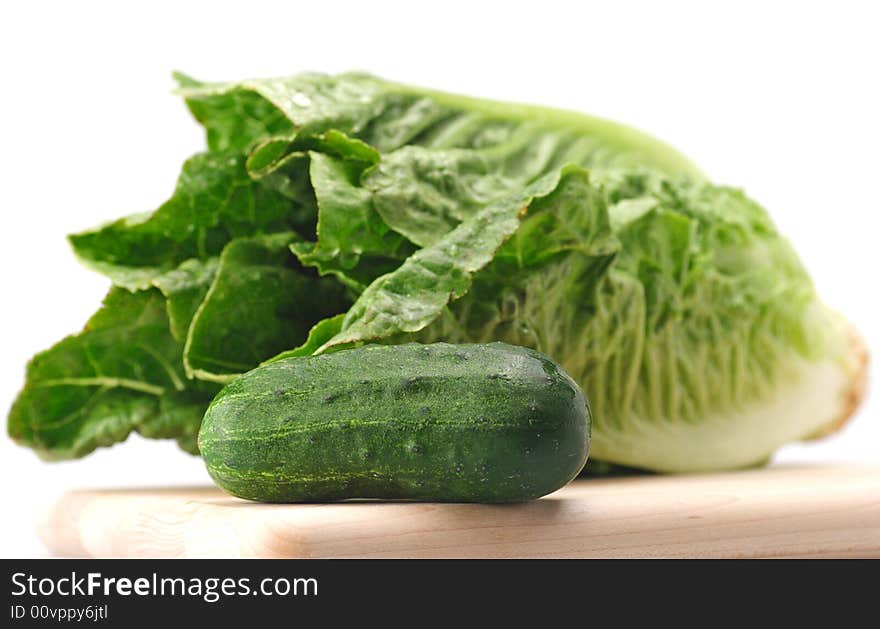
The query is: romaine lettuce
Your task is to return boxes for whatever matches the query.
[8,72,867,472]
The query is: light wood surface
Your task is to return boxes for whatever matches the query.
[36,464,880,558]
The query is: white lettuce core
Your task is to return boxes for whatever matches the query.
[591,353,855,472]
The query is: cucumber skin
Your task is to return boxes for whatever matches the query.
[199,342,590,503]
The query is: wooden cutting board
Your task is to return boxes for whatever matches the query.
[37,464,880,558]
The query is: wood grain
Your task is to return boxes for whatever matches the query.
[36,464,880,558]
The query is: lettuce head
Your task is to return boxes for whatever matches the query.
[8,72,867,472]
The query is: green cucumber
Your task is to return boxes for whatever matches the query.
[199,342,590,502]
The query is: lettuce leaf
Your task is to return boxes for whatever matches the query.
[290,152,416,291]
[176,72,703,175]
[7,288,220,460]
[68,152,303,289]
[183,232,351,382]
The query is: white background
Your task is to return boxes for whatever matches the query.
[0,1,877,558]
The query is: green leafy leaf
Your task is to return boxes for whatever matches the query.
[290,153,416,290]
[247,129,380,176]
[363,147,515,246]
[69,152,300,289]
[184,233,351,382]
[7,288,220,460]
[173,72,296,152]
[176,72,387,151]
[177,72,703,176]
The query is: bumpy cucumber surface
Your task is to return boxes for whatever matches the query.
[199,342,590,502]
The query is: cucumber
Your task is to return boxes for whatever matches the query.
[199,342,590,503]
